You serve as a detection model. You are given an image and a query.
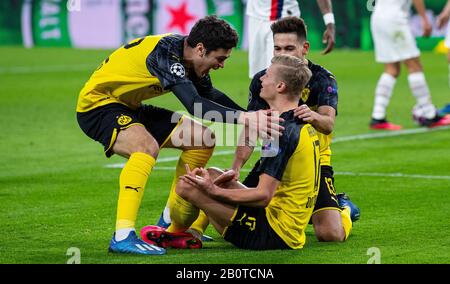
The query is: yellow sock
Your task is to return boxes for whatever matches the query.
[167,192,199,233]
[167,148,214,232]
[190,210,209,235]
[341,207,353,240]
[116,152,156,231]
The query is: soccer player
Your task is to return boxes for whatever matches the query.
[369,0,450,130]
[246,0,336,78]
[233,17,359,242]
[436,0,450,115]
[154,16,359,244]
[143,55,320,250]
[76,15,283,255]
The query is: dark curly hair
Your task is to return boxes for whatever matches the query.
[187,15,239,54]
[271,16,308,42]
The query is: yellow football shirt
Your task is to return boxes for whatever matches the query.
[256,111,320,249]
[76,34,190,112]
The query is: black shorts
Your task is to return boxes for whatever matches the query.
[223,161,290,250]
[76,103,182,157]
[223,205,290,250]
[313,165,340,214]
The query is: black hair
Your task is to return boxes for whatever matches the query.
[271,16,308,42]
[187,15,239,54]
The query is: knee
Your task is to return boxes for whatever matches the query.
[386,68,400,78]
[404,60,423,74]
[175,178,192,201]
[314,224,345,242]
[207,167,223,180]
[133,139,159,158]
[114,125,160,158]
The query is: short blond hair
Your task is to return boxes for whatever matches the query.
[271,55,312,95]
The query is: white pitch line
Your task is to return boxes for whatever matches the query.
[105,150,236,168]
[332,125,450,143]
[335,171,450,180]
[0,64,95,74]
[140,167,450,180]
[104,126,450,169]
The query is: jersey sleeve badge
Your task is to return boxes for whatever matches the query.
[170,63,185,78]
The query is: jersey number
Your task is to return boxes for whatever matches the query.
[124,37,144,49]
[96,38,144,70]
[313,140,320,193]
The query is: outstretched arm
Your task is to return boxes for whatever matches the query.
[316,0,335,55]
[172,83,243,122]
[202,88,246,111]
[172,83,284,140]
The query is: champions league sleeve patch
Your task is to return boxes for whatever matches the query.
[170,63,185,78]
[327,85,338,95]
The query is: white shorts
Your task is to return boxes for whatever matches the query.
[247,16,273,78]
[445,21,450,49]
[370,15,420,63]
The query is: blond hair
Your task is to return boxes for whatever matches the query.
[271,55,312,95]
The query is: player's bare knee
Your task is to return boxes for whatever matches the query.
[131,126,160,157]
[175,179,193,201]
[385,64,400,78]
[404,58,423,74]
[314,223,345,242]
[207,167,224,180]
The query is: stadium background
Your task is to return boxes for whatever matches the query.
[1,0,449,51]
[1,0,450,265]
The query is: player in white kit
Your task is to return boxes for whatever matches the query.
[246,0,335,78]
[370,0,450,130]
[436,0,450,115]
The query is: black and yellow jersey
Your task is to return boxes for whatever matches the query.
[77,34,244,119]
[248,60,338,166]
[255,110,320,249]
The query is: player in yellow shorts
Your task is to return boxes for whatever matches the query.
[76,15,283,255]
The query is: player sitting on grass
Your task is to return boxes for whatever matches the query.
[141,55,322,250]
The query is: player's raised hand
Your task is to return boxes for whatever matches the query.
[239,109,285,141]
[321,24,335,55]
[213,169,237,185]
[181,167,215,194]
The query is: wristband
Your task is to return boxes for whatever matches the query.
[323,13,335,25]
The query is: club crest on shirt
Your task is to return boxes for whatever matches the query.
[301,87,310,102]
[117,115,132,126]
[170,63,185,78]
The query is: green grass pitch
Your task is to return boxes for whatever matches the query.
[0,47,449,264]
